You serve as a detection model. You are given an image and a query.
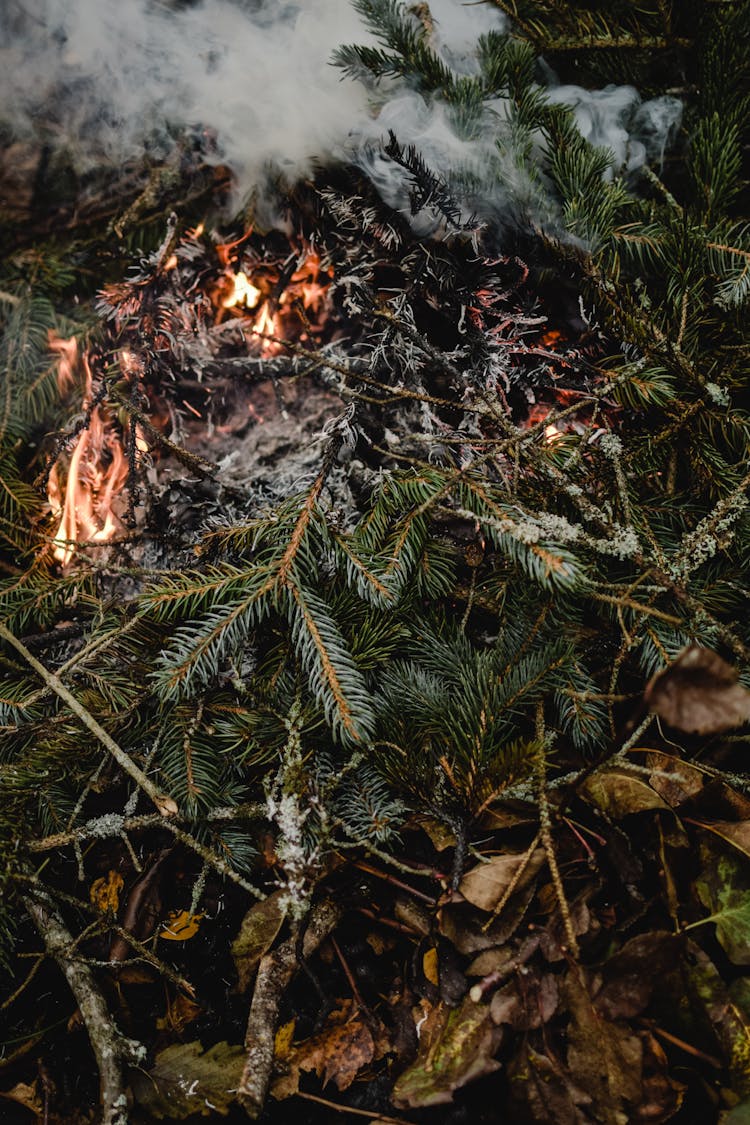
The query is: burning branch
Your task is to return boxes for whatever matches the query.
[47,336,132,567]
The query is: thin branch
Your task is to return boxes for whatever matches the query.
[0,622,178,817]
[23,887,141,1125]
[535,704,579,958]
[238,897,343,1118]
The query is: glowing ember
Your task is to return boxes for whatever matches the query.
[222,270,263,311]
[47,335,130,568]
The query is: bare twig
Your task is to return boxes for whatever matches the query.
[27,801,265,852]
[535,704,579,958]
[0,622,177,817]
[23,888,143,1125]
[238,897,343,1118]
[295,1090,416,1124]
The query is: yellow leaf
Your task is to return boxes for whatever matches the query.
[159,910,205,941]
[274,1019,296,1060]
[423,946,440,987]
[89,870,124,914]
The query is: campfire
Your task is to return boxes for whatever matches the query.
[45,233,337,568]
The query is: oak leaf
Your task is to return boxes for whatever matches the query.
[271,999,388,1098]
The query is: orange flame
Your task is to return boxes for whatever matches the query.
[47,335,129,567]
[222,271,263,311]
[216,251,332,355]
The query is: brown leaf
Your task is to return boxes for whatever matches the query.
[636,1032,686,1124]
[466,946,514,977]
[645,645,750,735]
[564,970,644,1122]
[391,994,502,1108]
[694,818,750,862]
[439,885,537,954]
[459,847,545,912]
[155,792,180,817]
[539,894,596,962]
[593,933,677,1021]
[0,1081,44,1117]
[581,769,670,819]
[156,992,203,1033]
[272,999,387,1097]
[489,986,521,1026]
[489,977,559,1031]
[507,1044,590,1124]
[645,750,705,807]
[231,890,285,992]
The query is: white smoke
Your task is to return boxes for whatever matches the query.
[347,5,681,230]
[426,0,506,73]
[0,0,372,200]
[0,0,682,225]
[545,84,682,174]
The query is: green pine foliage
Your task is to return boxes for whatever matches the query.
[0,0,749,1000]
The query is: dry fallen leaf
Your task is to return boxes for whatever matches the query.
[693,819,750,862]
[507,1042,591,1124]
[89,869,124,914]
[271,999,388,1098]
[645,645,750,735]
[645,750,705,806]
[156,992,203,1033]
[0,1081,44,1117]
[231,890,286,992]
[422,945,440,987]
[155,792,180,818]
[564,971,644,1120]
[592,933,677,1021]
[274,1019,296,1062]
[459,847,545,913]
[131,1040,244,1119]
[158,909,204,941]
[391,994,502,1108]
[580,769,670,819]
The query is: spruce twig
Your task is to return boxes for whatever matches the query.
[0,622,178,817]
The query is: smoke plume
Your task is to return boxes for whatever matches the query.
[0,0,371,200]
[1,0,682,225]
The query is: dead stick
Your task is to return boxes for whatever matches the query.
[295,1090,416,1124]
[28,802,266,853]
[0,622,177,817]
[107,386,217,479]
[535,703,579,958]
[23,888,142,1125]
[238,897,342,1118]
